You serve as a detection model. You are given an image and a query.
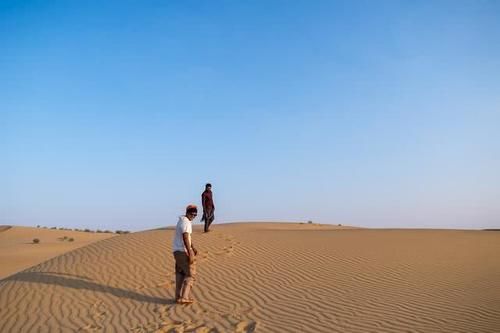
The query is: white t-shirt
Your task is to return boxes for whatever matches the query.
[172,215,192,253]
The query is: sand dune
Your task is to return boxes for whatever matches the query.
[0,223,499,332]
[0,225,12,233]
[0,226,115,280]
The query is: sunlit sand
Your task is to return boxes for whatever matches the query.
[0,223,499,332]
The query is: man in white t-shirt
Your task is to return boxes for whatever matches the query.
[172,204,198,304]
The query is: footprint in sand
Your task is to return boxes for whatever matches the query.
[90,301,107,319]
[235,320,257,333]
[151,319,214,333]
[156,280,175,288]
[196,251,210,263]
[141,307,255,333]
[215,247,233,256]
[214,234,238,256]
[222,314,257,333]
[154,304,171,315]
[78,323,102,332]
[79,300,107,331]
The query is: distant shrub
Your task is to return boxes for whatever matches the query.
[115,230,131,235]
[104,230,113,233]
[338,224,342,226]
[96,229,103,233]
[33,238,40,244]
[84,229,91,232]
[37,225,40,228]
[308,220,313,224]
[51,227,57,230]
[68,238,74,242]
[63,236,68,240]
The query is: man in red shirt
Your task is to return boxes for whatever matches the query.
[201,183,215,232]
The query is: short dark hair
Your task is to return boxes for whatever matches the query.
[186,205,198,215]
[205,183,212,188]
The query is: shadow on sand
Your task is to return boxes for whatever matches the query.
[2,271,172,305]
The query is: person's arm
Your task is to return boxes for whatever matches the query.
[202,192,207,210]
[182,232,195,264]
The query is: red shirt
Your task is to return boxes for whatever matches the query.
[202,190,214,211]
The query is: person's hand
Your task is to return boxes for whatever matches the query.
[189,255,195,265]
[193,247,198,256]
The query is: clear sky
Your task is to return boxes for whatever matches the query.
[1,1,499,230]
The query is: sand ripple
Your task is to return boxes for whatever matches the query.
[1,224,499,332]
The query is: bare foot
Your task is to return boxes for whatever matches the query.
[176,298,194,305]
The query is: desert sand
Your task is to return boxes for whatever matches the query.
[0,226,115,280]
[0,222,499,332]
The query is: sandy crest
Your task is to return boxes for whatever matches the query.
[0,223,499,332]
[0,226,115,279]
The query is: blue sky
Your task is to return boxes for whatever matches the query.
[1,1,499,230]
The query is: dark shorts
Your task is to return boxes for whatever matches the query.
[173,251,196,278]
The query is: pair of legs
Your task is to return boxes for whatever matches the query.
[173,251,196,303]
[202,210,214,232]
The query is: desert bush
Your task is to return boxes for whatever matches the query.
[96,229,103,233]
[308,220,313,224]
[51,227,57,229]
[68,238,74,242]
[104,230,112,233]
[338,224,342,226]
[37,225,40,228]
[84,229,91,232]
[33,238,40,244]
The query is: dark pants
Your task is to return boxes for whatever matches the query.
[173,251,196,300]
[202,210,214,232]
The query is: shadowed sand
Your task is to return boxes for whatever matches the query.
[0,222,499,332]
[0,226,115,279]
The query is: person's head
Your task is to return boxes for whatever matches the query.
[205,183,212,191]
[185,204,198,221]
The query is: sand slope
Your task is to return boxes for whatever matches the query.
[0,223,499,332]
[0,226,115,279]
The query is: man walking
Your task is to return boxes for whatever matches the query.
[201,183,215,232]
[172,204,198,304]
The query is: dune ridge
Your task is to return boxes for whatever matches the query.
[0,223,499,332]
[0,225,12,233]
[0,226,115,280]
